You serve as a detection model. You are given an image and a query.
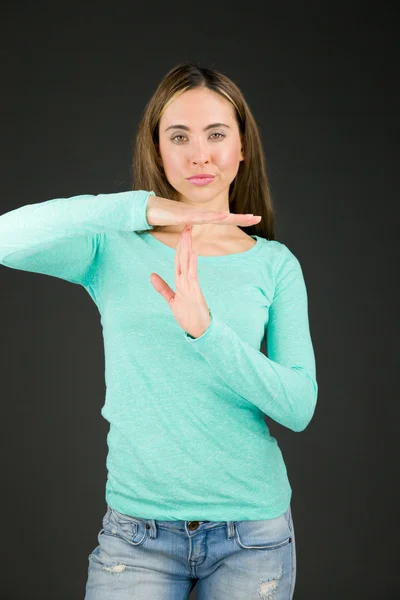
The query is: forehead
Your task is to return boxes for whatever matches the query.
[160,88,235,125]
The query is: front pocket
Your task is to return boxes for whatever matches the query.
[234,514,292,551]
[99,527,116,538]
[109,507,139,524]
[105,508,147,546]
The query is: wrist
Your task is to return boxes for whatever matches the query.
[185,308,212,339]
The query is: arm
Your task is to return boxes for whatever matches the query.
[183,246,318,432]
[0,189,155,286]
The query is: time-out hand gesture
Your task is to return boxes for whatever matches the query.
[146,194,261,338]
[150,224,211,338]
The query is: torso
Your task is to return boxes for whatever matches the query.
[148,229,257,257]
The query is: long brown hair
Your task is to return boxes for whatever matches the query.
[132,62,276,240]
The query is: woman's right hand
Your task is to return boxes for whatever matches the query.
[146,195,262,227]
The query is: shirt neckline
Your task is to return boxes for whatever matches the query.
[141,231,265,262]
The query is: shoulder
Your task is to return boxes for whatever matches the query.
[256,238,300,269]
[266,239,297,259]
[255,239,304,296]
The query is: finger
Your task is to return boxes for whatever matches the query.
[188,212,262,226]
[175,231,182,277]
[181,226,191,281]
[184,225,192,278]
[212,213,262,226]
[150,273,175,304]
[188,247,197,281]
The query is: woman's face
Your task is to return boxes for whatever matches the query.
[158,87,244,204]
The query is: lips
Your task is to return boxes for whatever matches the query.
[187,176,215,186]
[187,174,215,180]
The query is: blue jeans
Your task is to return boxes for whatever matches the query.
[85,503,296,599]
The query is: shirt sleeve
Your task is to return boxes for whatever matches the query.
[0,189,155,286]
[183,245,318,432]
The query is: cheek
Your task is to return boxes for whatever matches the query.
[217,147,241,170]
[161,149,182,177]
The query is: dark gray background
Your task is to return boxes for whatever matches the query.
[0,2,398,599]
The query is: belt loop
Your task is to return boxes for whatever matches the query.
[146,518,158,539]
[226,521,236,539]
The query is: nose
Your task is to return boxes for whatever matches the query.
[190,139,211,165]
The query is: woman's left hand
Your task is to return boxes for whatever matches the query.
[150,224,211,339]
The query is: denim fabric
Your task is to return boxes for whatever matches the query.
[85,503,296,599]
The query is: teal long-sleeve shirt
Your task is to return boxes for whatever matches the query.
[0,189,318,521]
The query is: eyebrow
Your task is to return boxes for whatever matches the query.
[164,122,231,132]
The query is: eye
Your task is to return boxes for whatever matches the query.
[171,132,226,143]
[171,134,187,143]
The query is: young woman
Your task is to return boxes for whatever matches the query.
[0,62,318,599]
